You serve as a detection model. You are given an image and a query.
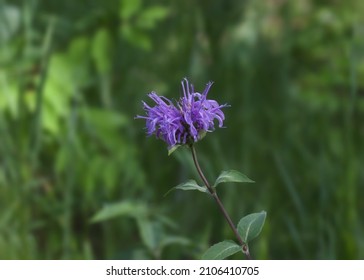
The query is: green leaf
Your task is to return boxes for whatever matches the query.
[202,240,241,260]
[237,211,267,244]
[168,145,181,156]
[119,0,142,20]
[90,201,146,223]
[91,28,113,74]
[214,170,254,188]
[82,107,128,131]
[0,5,21,43]
[68,36,90,67]
[136,6,169,30]
[121,25,151,51]
[160,236,190,250]
[136,218,160,252]
[164,180,207,197]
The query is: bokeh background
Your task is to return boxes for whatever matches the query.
[1,0,364,260]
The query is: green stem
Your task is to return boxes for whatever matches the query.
[190,144,252,260]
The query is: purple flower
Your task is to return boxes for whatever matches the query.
[136,78,228,149]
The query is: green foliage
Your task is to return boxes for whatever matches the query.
[91,201,146,222]
[119,0,169,51]
[92,201,190,258]
[91,28,113,74]
[0,0,363,260]
[119,0,142,19]
[202,240,241,260]
[136,6,169,30]
[237,212,267,244]
[0,4,20,43]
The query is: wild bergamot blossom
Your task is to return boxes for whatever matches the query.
[136,78,228,149]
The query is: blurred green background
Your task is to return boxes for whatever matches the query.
[1,0,363,260]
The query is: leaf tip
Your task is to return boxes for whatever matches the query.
[167,145,181,156]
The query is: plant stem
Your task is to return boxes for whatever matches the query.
[190,144,252,260]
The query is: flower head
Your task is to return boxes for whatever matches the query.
[136,78,228,149]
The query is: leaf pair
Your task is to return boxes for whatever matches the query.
[164,170,254,196]
[202,211,267,260]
